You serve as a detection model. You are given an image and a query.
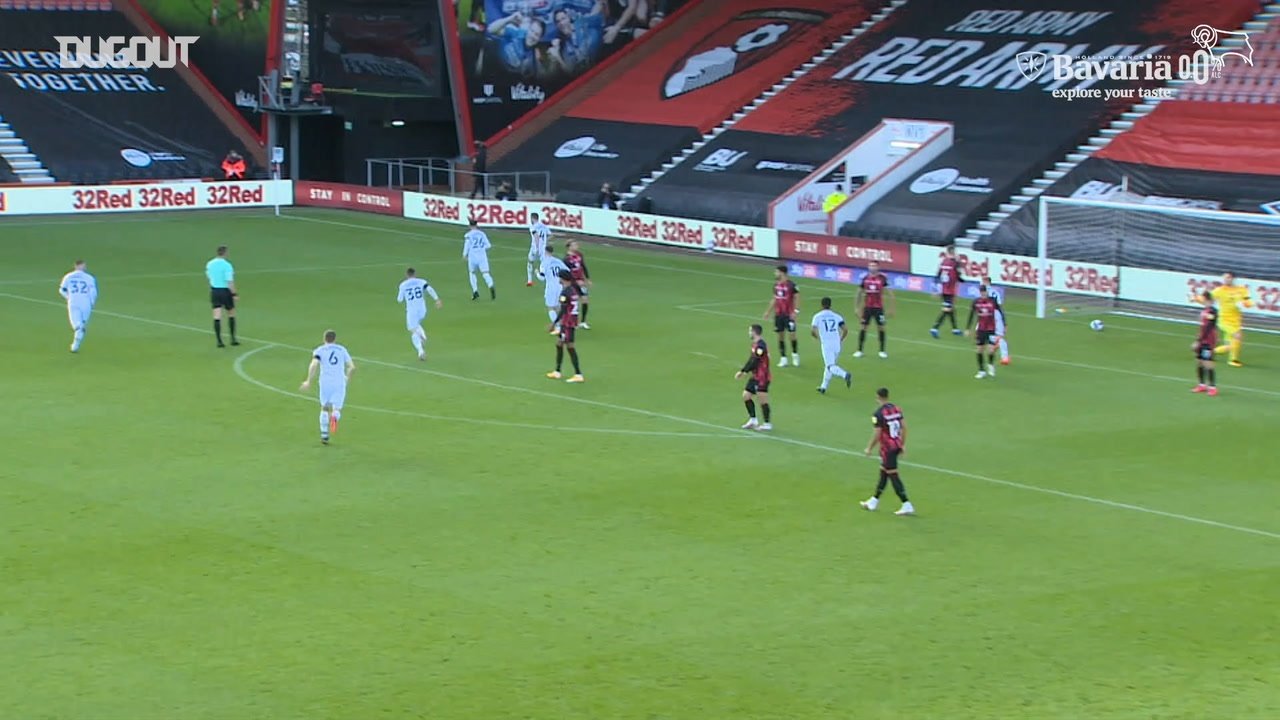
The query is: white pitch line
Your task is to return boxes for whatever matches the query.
[678,303,1280,399]
[4,289,1276,542]
[232,344,748,440]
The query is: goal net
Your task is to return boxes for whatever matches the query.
[1037,196,1280,333]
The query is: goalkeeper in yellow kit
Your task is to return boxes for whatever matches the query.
[1191,273,1253,367]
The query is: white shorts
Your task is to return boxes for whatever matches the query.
[995,312,1006,337]
[528,248,542,264]
[822,344,841,368]
[318,382,347,410]
[406,308,426,331]
[67,304,92,330]
[544,285,561,308]
[468,256,490,274]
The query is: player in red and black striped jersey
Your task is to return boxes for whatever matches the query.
[930,246,964,337]
[765,265,801,367]
[565,240,592,329]
[546,275,585,383]
[966,285,1001,379]
[1191,290,1219,396]
[860,387,913,516]
[734,324,773,431]
[855,261,895,358]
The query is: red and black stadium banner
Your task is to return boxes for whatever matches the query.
[637,0,1259,241]
[317,7,444,98]
[294,181,404,216]
[780,231,911,272]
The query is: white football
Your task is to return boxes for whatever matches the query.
[1090,319,1105,331]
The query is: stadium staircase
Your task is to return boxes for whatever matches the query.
[624,0,908,200]
[0,115,55,183]
[961,2,1280,248]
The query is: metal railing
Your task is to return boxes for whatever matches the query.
[365,157,552,198]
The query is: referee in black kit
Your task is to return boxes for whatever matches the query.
[205,245,239,347]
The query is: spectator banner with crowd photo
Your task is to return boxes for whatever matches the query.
[318,7,444,97]
[134,0,269,132]
[638,0,1259,240]
[456,0,691,140]
[0,9,257,183]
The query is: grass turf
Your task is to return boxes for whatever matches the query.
[2,208,1278,719]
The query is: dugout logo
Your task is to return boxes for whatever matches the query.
[662,8,828,99]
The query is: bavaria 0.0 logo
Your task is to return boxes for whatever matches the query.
[55,36,199,70]
[1017,24,1254,89]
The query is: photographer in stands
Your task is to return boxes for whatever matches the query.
[597,182,620,209]
[495,180,518,201]
[222,150,246,180]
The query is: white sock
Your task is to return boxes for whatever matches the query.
[821,367,831,389]
[834,365,849,379]
[332,409,341,423]
[411,331,424,354]
[526,262,534,283]
[72,326,85,348]
[482,272,494,288]
[999,338,1009,360]
[320,411,329,436]
[468,272,478,293]
[548,309,557,322]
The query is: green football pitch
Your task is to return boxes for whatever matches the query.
[3,208,1277,719]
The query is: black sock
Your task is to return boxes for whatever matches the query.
[568,348,580,374]
[762,403,771,423]
[933,312,945,329]
[874,470,888,498]
[947,311,957,329]
[977,352,985,371]
[745,399,756,418]
[229,316,237,340]
[555,345,564,371]
[888,472,909,502]
[858,329,866,351]
[213,319,222,343]
[580,303,589,321]
[790,339,798,355]
[988,352,996,366]
[1208,368,1216,387]
[778,340,787,357]
[1197,366,1205,382]
[878,330,886,352]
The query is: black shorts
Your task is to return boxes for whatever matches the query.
[941,293,955,310]
[210,287,235,310]
[774,313,796,333]
[1195,343,1214,361]
[862,307,885,326]
[881,448,901,471]
[575,283,589,297]
[975,329,995,346]
[559,326,576,344]
[744,378,770,394]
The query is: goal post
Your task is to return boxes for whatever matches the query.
[1035,195,1280,332]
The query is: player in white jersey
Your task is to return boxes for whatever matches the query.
[396,267,442,361]
[58,259,98,353]
[810,296,852,393]
[527,213,551,286]
[300,329,355,445]
[539,243,571,331]
[982,276,1011,365]
[462,219,496,301]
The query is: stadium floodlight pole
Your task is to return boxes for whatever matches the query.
[1036,194,1048,318]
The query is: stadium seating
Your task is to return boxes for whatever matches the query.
[634,0,1261,244]
[979,9,1280,258]
[488,0,891,206]
[0,6,258,183]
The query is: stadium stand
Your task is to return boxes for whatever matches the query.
[0,3,259,183]
[635,0,1261,243]
[488,0,893,206]
[980,6,1280,261]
